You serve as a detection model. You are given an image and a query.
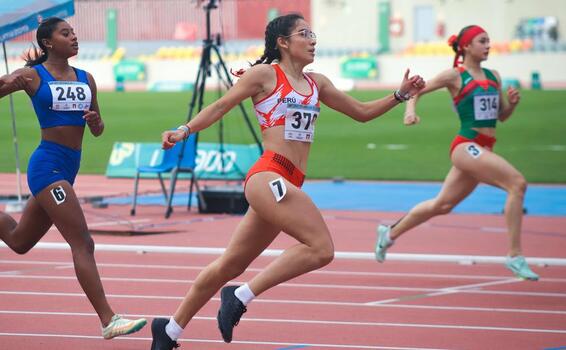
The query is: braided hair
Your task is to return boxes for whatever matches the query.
[24,17,65,67]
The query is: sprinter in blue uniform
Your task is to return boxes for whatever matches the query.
[0,17,146,339]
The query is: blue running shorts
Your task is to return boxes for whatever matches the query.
[27,140,81,196]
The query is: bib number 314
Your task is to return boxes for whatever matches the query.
[473,94,499,121]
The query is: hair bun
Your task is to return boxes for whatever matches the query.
[447,34,458,47]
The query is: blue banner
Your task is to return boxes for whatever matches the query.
[106,142,261,180]
[0,0,75,42]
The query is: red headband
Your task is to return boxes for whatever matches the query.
[448,25,487,67]
[458,25,486,49]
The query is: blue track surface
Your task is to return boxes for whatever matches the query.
[104,181,566,217]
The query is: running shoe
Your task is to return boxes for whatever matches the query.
[505,255,539,281]
[374,224,394,262]
[150,318,180,350]
[217,285,247,343]
[102,314,147,339]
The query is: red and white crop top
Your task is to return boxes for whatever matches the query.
[254,64,320,143]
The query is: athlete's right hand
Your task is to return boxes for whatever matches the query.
[161,129,185,149]
[403,113,420,126]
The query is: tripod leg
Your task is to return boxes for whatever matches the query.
[169,43,211,217]
[188,172,195,210]
[131,170,140,216]
[166,167,180,219]
[212,45,263,153]
[158,173,168,202]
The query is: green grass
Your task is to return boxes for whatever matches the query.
[1,89,565,183]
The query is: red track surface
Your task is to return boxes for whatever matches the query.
[1,173,565,349]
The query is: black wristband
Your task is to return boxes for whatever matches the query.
[394,90,411,102]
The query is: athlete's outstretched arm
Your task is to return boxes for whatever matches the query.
[492,70,519,122]
[162,64,270,149]
[403,68,459,126]
[0,68,34,98]
[83,72,104,137]
[312,69,424,123]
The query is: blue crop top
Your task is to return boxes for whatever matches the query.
[31,64,92,129]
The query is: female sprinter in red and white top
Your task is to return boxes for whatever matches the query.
[150,13,425,350]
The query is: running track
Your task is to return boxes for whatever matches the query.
[1,174,565,350]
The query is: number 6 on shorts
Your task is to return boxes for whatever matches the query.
[269,177,287,202]
[51,185,67,205]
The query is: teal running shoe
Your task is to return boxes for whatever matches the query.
[505,255,539,281]
[102,314,147,339]
[375,225,394,262]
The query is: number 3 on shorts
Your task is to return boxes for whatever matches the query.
[466,144,483,159]
[269,177,287,202]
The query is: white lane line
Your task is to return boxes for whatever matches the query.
[3,242,566,266]
[41,219,151,232]
[3,259,566,282]
[0,332,450,350]
[0,311,565,335]
[1,291,566,315]
[1,274,565,298]
[367,278,520,305]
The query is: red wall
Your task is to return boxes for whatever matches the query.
[236,0,311,39]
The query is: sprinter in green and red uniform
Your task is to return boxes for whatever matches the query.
[374,25,539,280]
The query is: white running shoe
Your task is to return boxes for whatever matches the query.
[102,314,147,339]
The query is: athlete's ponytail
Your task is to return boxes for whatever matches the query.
[447,25,486,67]
[24,17,65,67]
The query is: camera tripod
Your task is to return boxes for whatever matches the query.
[165,0,263,218]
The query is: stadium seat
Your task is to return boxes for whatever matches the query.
[130,133,204,218]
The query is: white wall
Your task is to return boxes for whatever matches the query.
[312,0,380,50]
[311,0,566,52]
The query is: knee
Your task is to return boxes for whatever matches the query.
[217,258,247,281]
[0,212,17,230]
[70,234,95,257]
[433,201,455,215]
[509,176,528,197]
[13,242,33,255]
[311,241,334,268]
[5,229,34,255]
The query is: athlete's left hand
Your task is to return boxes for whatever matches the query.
[398,69,426,99]
[507,86,520,106]
[83,109,102,127]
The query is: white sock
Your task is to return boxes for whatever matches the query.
[234,283,256,306]
[165,316,183,341]
[385,228,392,242]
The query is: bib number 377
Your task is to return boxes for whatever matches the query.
[285,103,320,142]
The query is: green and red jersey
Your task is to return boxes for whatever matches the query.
[453,66,500,137]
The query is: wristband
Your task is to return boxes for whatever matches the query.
[394,90,411,102]
[177,125,190,139]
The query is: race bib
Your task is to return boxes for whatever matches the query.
[466,144,483,159]
[49,81,92,111]
[473,93,499,121]
[285,103,320,143]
